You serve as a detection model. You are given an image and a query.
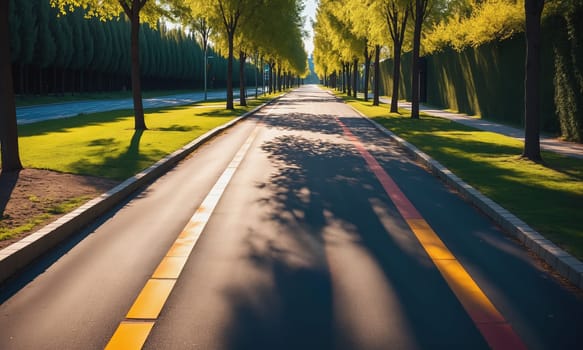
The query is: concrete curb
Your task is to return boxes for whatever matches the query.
[0,97,279,284]
[348,104,583,291]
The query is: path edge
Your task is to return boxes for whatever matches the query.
[348,104,583,291]
[0,97,281,285]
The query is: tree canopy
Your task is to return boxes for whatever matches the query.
[187,0,307,109]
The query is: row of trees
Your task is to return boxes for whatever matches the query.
[9,0,251,96]
[313,0,556,162]
[1,0,309,172]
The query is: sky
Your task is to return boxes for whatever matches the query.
[302,0,318,57]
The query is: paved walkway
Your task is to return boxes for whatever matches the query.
[379,97,583,160]
[3,86,583,349]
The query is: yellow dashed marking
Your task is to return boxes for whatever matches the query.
[106,122,263,349]
[126,279,176,320]
[152,257,188,279]
[105,322,154,350]
[166,241,195,257]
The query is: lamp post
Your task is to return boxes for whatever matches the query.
[204,50,214,101]
[204,50,208,101]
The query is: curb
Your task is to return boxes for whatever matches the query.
[348,104,583,291]
[0,97,279,285]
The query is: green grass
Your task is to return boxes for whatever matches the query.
[343,96,583,259]
[1,95,276,243]
[18,97,271,180]
[0,214,52,241]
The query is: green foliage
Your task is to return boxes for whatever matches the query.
[551,3,583,142]
[380,16,583,137]
[345,97,583,259]
[425,0,524,54]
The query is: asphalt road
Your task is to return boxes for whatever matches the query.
[16,88,263,124]
[1,86,582,349]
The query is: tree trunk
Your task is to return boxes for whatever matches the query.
[411,0,423,119]
[373,45,381,106]
[239,50,246,106]
[53,66,58,95]
[341,64,346,93]
[523,0,545,161]
[80,68,84,94]
[391,43,402,113]
[279,68,283,92]
[270,62,275,94]
[364,44,371,102]
[130,5,146,129]
[260,56,264,95]
[254,53,258,98]
[226,31,234,110]
[0,0,23,172]
[352,58,358,98]
[346,63,352,96]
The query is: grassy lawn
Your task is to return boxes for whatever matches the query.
[18,98,270,180]
[1,95,275,243]
[343,95,583,259]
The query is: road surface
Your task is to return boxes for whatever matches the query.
[1,86,582,349]
[16,88,263,125]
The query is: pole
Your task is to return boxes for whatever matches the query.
[204,45,207,101]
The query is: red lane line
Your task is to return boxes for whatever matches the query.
[336,118,422,220]
[334,116,527,350]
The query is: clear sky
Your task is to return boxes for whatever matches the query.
[302,0,318,57]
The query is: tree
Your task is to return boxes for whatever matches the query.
[523,0,545,161]
[313,0,363,98]
[344,0,387,103]
[189,0,247,109]
[410,0,431,119]
[381,0,410,113]
[51,0,186,130]
[0,0,23,172]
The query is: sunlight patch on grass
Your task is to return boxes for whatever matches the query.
[18,98,269,180]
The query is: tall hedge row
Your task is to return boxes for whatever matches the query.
[378,6,583,141]
[8,0,256,96]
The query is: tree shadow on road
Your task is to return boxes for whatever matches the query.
[218,126,487,349]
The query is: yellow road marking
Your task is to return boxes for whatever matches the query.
[105,322,154,350]
[407,218,503,323]
[166,241,195,257]
[126,279,176,319]
[152,257,188,279]
[407,219,455,260]
[337,117,526,349]
[105,123,263,349]
[432,258,505,324]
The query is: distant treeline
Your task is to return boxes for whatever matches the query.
[8,0,256,96]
